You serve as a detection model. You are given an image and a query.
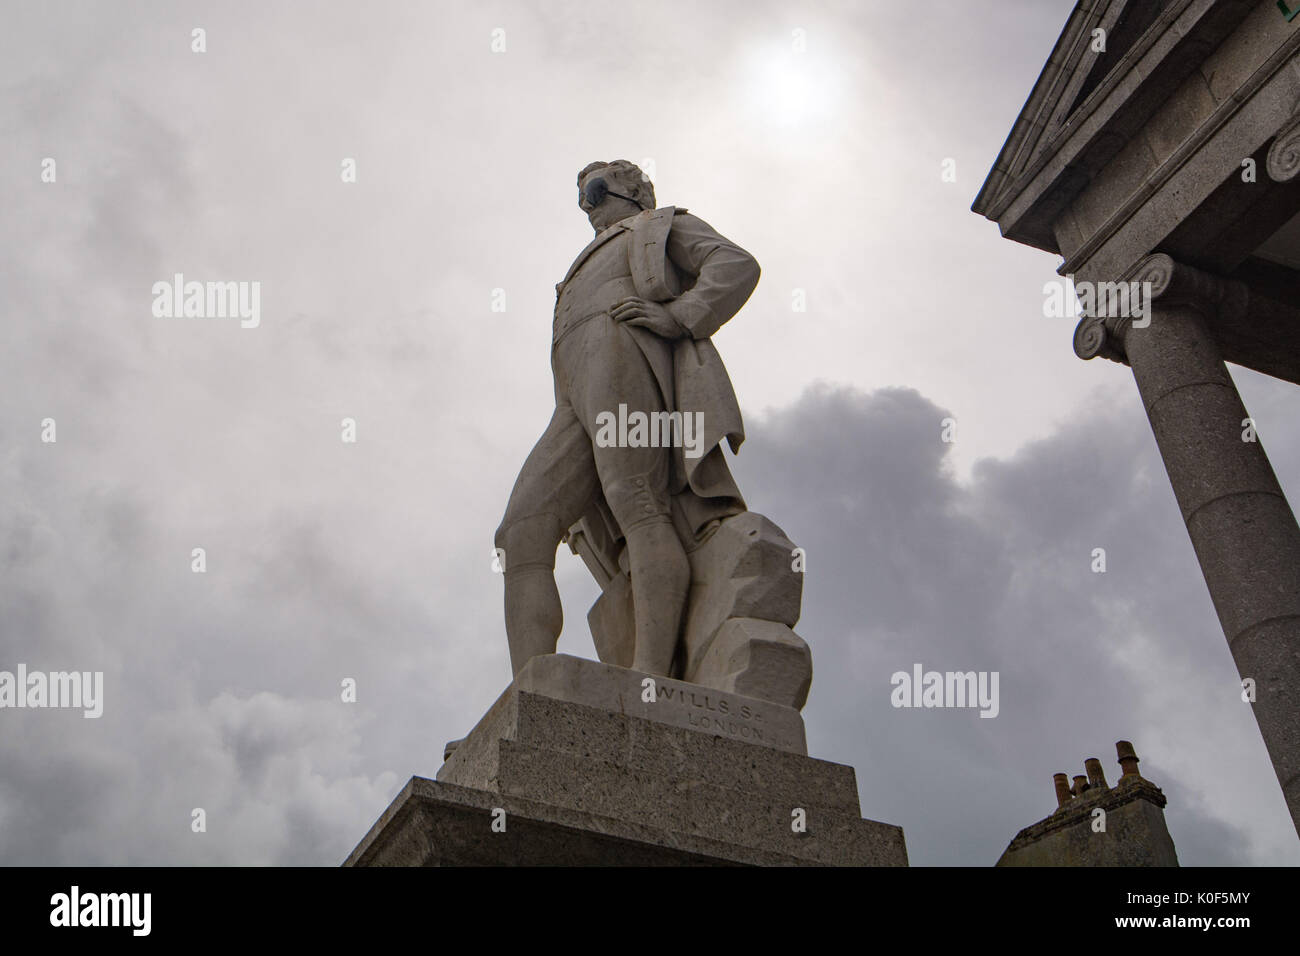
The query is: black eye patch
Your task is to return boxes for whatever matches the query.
[583,177,611,207]
[582,176,638,209]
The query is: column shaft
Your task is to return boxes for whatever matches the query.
[1125,302,1300,837]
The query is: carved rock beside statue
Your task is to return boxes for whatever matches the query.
[570,510,812,710]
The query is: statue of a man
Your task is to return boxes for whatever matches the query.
[495,159,760,678]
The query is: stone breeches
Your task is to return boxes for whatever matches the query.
[495,314,674,569]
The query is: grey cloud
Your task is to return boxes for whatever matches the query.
[731,384,1298,866]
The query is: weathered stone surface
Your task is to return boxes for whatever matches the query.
[1228,615,1300,826]
[436,655,800,775]
[506,652,807,754]
[584,510,810,711]
[490,742,903,866]
[1199,0,1296,106]
[680,511,803,680]
[586,569,635,668]
[348,777,847,867]
[997,743,1178,867]
[1184,494,1300,643]
[440,689,854,806]
[1140,68,1218,168]
[369,654,909,867]
[1124,299,1300,831]
[997,782,1178,867]
[691,617,812,710]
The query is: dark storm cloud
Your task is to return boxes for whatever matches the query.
[1,365,1293,864]
[732,384,1293,865]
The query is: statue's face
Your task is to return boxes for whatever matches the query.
[578,168,642,232]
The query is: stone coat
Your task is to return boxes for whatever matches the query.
[553,205,760,526]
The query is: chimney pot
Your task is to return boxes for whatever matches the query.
[1116,740,1142,782]
[1053,772,1073,808]
[1085,756,1109,790]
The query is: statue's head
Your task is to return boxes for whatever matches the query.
[577,160,655,231]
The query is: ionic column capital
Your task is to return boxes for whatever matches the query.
[1073,254,1247,363]
[1128,253,1248,315]
[1072,314,1125,363]
[1267,111,1300,183]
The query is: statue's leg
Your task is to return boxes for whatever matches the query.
[598,462,689,676]
[575,323,689,677]
[624,515,689,675]
[495,403,599,676]
[498,515,564,675]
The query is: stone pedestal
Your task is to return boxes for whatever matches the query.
[344,654,907,867]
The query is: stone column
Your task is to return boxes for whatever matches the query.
[1075,254,1300,839]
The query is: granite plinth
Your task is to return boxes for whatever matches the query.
[347,654,906,866]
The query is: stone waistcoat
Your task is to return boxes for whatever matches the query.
[552,230,637,346]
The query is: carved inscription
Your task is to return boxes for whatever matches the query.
[655,683,768,742]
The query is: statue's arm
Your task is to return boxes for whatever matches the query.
[664,213,761,340]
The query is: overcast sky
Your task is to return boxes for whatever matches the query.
[3,0,1299,866]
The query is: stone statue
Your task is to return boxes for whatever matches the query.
[493,160,811,709]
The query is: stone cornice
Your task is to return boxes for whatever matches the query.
[971,0,1113,221]
[975,0,1200,225]
[1060,28,1300,279]
[974,0,1258,252]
